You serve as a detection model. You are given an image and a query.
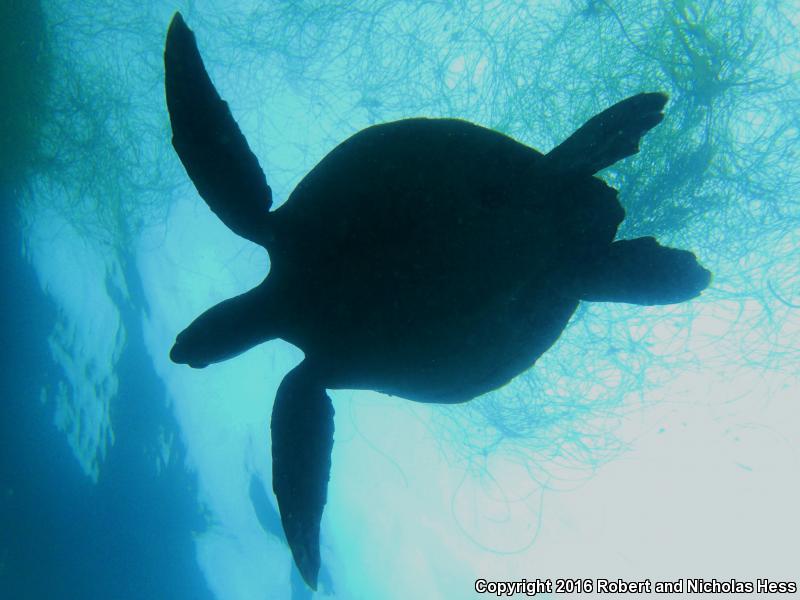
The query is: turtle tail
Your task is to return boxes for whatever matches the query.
[165,12,274,248]
[543,92,668,177]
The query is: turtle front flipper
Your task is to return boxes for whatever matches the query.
[164,13,273,247]
[544,92,668,176]
[271,361,334,591]
[577,237,711,305]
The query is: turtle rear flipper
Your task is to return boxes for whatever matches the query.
[271,361,334,591]
[578,237,711,305]
[544,92,668,176]
[164,12,273,247]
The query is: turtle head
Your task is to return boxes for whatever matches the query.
[170,284,278,368]
[170,309,266,369]
[169,326,213,369]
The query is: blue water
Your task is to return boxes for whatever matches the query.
[2,1,798,598]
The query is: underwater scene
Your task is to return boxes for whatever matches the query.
[1,1,798,598]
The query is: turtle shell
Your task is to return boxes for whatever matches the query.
[266,118,624,402]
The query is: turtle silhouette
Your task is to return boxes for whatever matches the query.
[164,12,710,589]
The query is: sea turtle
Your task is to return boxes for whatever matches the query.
[164,12,710,589]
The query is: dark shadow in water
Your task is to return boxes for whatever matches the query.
[0,188,213,599]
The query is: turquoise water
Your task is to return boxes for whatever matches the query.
[1,1,798,598]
